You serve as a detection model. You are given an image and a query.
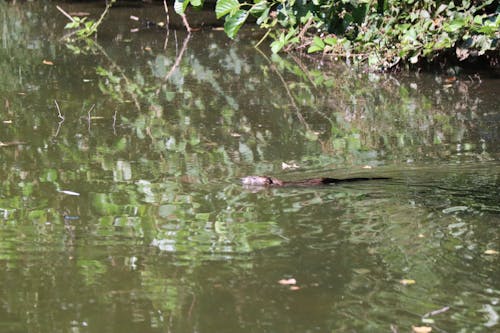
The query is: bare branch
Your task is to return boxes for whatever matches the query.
[163,0,170,50]
[56,5,76,23]
[53,100,65,137]
[54,100,65,120]
[181,14,192,33]
[87,104,95,133]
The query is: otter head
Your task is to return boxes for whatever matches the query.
[241,176,283,186]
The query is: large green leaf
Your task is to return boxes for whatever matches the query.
[174,0,190,15]
[308,36,325,53]
[216,0,240,19]
[250,0,268,15]
[224,9,248,39]
[444,19,465,33]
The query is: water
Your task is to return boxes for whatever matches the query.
[0,2,499,332]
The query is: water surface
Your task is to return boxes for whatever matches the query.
[0,2,499,332]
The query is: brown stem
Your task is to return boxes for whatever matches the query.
[163,0,170,50]
[181,14,192,33]
[297,16,313,41]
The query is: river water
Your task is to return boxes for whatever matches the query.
[0,2,499,332]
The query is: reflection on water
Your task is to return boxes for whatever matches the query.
[0,1,499,332]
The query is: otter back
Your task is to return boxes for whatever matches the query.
[241,176,390,187]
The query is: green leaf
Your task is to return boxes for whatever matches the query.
[250,0,268,15]
[270,38,285,53]
[216,0,240,19]
[256,7,270,25]
[477,25,495,35]
[308,36,325,53]
[473,14,484,25]
[191,0,202,7]
[288,36,299,45]
[313,36,325,48]
[64,21,79,29]
[324,36,337,46]
[444,19,465,33]
[174,0,190,15]
[114,138,127,152]
[284,28,297,41]
[307,44,323,53]
[224,9,248,39]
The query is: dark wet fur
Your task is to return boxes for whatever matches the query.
[282,177,390,186]
[241,176,390,187]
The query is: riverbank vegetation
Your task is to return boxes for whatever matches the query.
[61,0,499,70]
[206,0,500,70]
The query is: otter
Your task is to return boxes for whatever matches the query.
[241,175,390,187]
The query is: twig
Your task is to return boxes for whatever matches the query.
[181,14,192,33]
[54,121,63,137]
[54,100,65,137]
[91,40,142,111]
[423,306,450,318]
[54,100,65,120]
[284,16,314,52]
[188,294,196,318]
[254,48,311,132]
[90,0,115,35]
[254,29,271,49]
[163,0,171,50]
[174,30,178,56]
[56,5,76,23]
[156,34,191,95]
[112,110,118,135]
[297,16,313,41]
[163,0,170,29]
[290,53,317,89]
[0,141,26,147]
[87,104,95,132]
[294,39,313,50]
[163,30,170,50]
[58,0,114,38]
[145,126,154,143]
[163,31,170,50]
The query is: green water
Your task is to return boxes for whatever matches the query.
[0,2,499,332]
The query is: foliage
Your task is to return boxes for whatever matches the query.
[60,0,115,39]
[57,0,498,68]
[174,0,265,38]
[176,0,499,69]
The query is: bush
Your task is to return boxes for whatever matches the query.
[175,0,499,69]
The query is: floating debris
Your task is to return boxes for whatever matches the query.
[57,190,80,196]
